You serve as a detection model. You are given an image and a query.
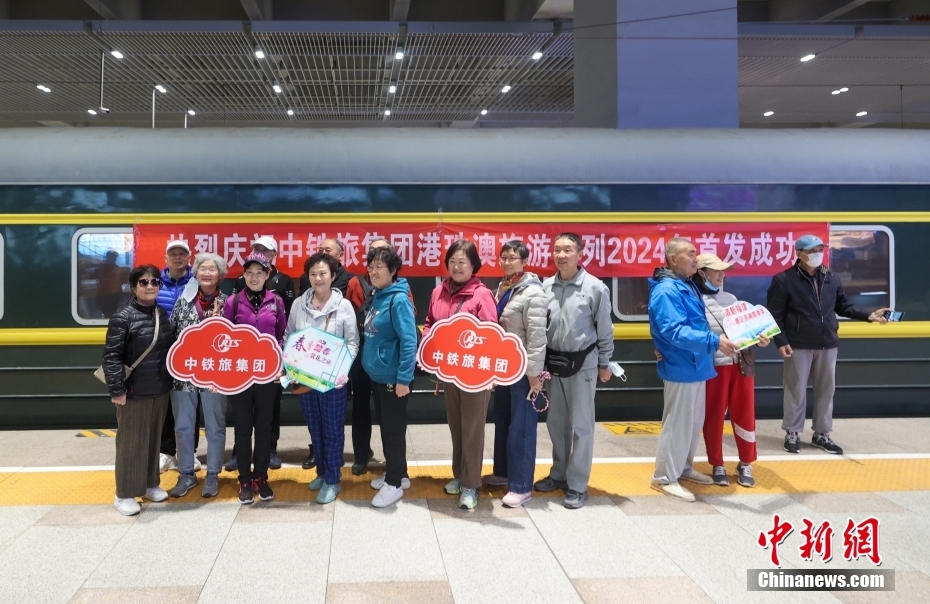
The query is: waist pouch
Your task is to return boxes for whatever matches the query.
[545,343,597,378]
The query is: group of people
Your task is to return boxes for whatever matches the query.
[648,234,891,502]
[101,229,888,515]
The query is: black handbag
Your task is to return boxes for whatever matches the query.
[544,343,597,378]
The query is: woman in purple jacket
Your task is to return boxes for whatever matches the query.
[223,253,286,505]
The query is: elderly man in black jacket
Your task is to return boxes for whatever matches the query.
[767,234,890,456]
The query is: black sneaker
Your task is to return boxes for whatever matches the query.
[712,465,729,487]
[302,445,316,470]
[237,481,254,505]
[736,463,755,488]
[351,449,374,476]
[784,431,800,454]
[811,433,844,455]
[269,450,282,470]
[533,476,569,492]
[253,478,274,501]
[224,454,238,472]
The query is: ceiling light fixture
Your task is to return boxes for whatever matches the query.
[856,111,868,116]
[501,85,511,93]
[532,51,543,60]
[273,84,282,93]
[254,48,265,59]
[155,84,166,94]
[800,54,815,62]
[480,109,488,115]
[287,109,294,116]
[388,84,396,94]
[110,50,124,59]
[187,109,196,116]
[395,50,404,60]
[36,85,51,92]
[87,109,97,115]
[832,90,841,95]
[764,111,774,117]
[384,109,391,116]
[840,87,849,92]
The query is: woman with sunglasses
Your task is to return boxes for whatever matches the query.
[102,265,175,516]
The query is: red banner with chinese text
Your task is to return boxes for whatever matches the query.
[134,222,829,278]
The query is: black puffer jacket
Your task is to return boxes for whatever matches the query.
[102,299,173,398]
[767,262,871,350]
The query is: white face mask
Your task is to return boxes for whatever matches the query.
[804,252,824,268]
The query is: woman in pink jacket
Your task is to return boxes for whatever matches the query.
[422,240,497,510]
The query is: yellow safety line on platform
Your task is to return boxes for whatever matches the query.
[3,211,930,226]
[2,320,927,346]
[1,458,928,506]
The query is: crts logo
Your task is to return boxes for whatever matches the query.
[457,330,486,349]
[212,335,241,354]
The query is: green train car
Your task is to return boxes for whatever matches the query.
[1,128,928,428]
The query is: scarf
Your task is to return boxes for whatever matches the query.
[448,280,466,297]
[497,272,524,300]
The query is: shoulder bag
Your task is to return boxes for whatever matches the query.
[94,308,161,385]
[708,304,756,377]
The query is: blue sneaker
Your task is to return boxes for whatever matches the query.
[308,476,324,491]
[316,482,340,505]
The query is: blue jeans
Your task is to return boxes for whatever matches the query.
[492,376,537,494]
[170,390,227,475]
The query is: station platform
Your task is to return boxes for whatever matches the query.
[1,417,928,603]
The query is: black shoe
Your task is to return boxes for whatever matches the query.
[253,478,274,501]
[302,445,316,470]
[811,433,844,455]
[533,476,569,492]
[224,454,238,472]
[237,481,253,505]
[783,431,800,454]
[351,449,374,476]
[269,450,282,470]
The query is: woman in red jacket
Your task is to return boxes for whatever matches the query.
[422,240,497,510]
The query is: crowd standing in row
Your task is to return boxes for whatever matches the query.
[103,231,890,515]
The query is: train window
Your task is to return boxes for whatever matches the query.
[612,225,895,321]
[72,228,134,326]
[0,232,4,320]
[829,225,895,312]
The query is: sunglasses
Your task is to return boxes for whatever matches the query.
[137,278,162,288]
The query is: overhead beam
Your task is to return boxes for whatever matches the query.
[814,0,873,23]
[390,0,410,21]
[504,0,548,21]
[82,0,141,20]
[240,0,272,21]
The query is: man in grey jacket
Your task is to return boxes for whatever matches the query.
[534,232,614,509]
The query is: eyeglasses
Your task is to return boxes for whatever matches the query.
[367,264,388,272]
[197,266,219,274]
[137,278,162,288]
[499,256,523,263]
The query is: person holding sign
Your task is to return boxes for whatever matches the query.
[102,265,174,516]
[694,254,770,488]
[167,253,229,499]
[485,240,548,509]
[767,234,890,456]
[360,246,418,508]
[423,240,497,510]
[535,233,614,510]
[648,239,739,503]
[286,252,359,505]
[223,253,286,505]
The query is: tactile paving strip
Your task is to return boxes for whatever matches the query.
[1,459,928,506]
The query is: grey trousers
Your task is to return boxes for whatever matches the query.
[170,390,227,476]
[653,380,705,485]
[114,394,170,499]
[546,367,597,492]
[782,347,838,435]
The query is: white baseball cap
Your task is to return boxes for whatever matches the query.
[165,240,190,253]
[251,235,277,252]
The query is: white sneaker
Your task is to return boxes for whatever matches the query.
[143,487,169,502]
[370,474,411,490]
[679,469,714,485]
[193,458,202,472]
[159,453,178,474]
[371,484,404,508]
[114,496,141,516]
[650,479,696,502]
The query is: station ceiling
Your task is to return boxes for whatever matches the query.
[1,0,930,128]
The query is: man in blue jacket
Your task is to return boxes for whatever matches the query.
[157,240,194,474]
[648,238,739,502]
